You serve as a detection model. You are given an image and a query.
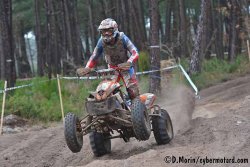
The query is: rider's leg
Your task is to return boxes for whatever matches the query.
[127,83,139,100]
[124,67,139,100]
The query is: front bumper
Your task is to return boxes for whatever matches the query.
[85,96,119,116]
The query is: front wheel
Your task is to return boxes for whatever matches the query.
[131,97,151,141]
[89,131,111,157]
[152,109,174,145]
[64,113,83,153]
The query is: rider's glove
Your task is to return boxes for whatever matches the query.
[117,62,132,70]
[76,67,91,76]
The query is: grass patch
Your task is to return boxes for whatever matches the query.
[0,75,150,123]
[138,51,150,72]
[138,75,149,94]
[186,55,250,89]
[0,78,100,122]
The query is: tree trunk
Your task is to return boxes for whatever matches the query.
[54,0,65,74]
[172,0,179,42]
[99,0,107,19]
[63,0,73,60]
[0,32,4,79]
[164,0,171,43]
[189,0,208,74]
[102,0,108,17]
[139,0,147,43]
[84,28,91,60]
[149,0,161,94]
[201,0,213,59]
[130,0,145,50]
[87,0,97,50]
[172,0,181,58]
[120,0,130,34]
[51,1,60,76]
[70,0,83,65]
[178,0,188,57]
[44,0,81,77]
[0,0,16,87]
[236,1,243,55]
[128,0,136,46]
[112,0,146,51]
[158,11,164,44]
[228,0,239,63]
[35,0,45,76]
[14,20,32,78]
[212,0,224,59]
[45,0,53,78]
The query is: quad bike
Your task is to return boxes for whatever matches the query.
[64,67,174,157]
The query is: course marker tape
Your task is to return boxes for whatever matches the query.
[178,64,199,95]
[149,45,160,48]
[61,65,179,80]
[0,78,56,94]
[0,65,198,95]
[0,83,33,93]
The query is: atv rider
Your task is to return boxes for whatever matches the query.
[77,18,140,99]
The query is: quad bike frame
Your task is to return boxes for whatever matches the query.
[81,102,165,139]
[64,68,174,156]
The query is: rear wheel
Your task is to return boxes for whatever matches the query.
[152,109,174,145]
[64,113,83,153]
[89,131,111,157]
[131,97,151,140]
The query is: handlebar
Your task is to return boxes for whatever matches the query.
[79,68,117,79]
[92,67,127,75]
[95,68,116,74]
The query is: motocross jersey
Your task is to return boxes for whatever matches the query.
[86,32,139,68]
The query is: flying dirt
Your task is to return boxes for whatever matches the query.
[0,74,250,167]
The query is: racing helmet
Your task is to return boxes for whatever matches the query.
[98,18,119,43]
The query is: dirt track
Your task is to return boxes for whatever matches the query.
[1,74,250,167]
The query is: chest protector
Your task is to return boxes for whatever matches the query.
[102,32,128,66]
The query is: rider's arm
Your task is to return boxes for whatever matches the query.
[122,34,139,64]
[85,38,103,68]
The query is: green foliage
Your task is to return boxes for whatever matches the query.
[0,81,4,89]
[159,0,167,23]
[13,0,35,32]
[166,55,250,92]
[185,0,200,15]
[0,78,100,122]
[138,75,149,94]
[0,75,150,123]
[190,55,250,89]
[138,51,150,72]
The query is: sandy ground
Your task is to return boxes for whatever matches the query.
[0,74,250,167]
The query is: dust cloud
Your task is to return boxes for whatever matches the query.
[158,78,195,134]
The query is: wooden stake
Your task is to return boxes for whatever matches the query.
[57,74,65,123]
[247,40,250,61]
[0,81,7,135]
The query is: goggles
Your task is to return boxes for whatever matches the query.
[100,28,114,36]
